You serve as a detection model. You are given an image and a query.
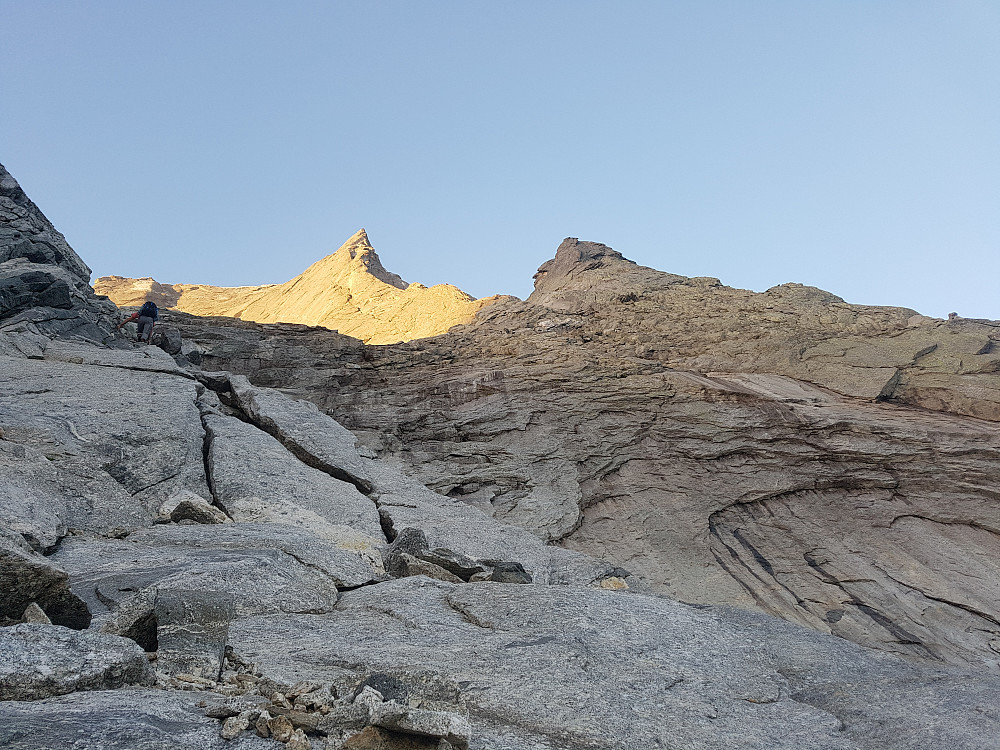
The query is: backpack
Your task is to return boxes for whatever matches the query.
[139,301,159,320]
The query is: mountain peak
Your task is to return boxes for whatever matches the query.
[316,227,410,290]
[95,229,498,344]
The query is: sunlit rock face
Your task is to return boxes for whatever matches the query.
[172,237,1000,671]
[95,229,513,344]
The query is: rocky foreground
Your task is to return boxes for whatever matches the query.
[3,160,1000,749]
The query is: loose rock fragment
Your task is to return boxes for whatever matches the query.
[221,712,250,740]
[21,602,51,624]
[286,728,313,750]
[269,714,295,743]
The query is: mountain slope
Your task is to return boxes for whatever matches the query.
[95,229,511,344]
[169,238,1000,670]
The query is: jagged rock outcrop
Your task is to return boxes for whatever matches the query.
[0,162,116,341]
[95,229,512,344]
[5,164,1000,749]
[170,238,1000,672]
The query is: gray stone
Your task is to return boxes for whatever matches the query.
[230,577,1000,750]
[0,528,90,628]
[392,553,463,584]
[154,588,234,680]
[204,695,271,720]
[0,350,208,523]
[153,325,182,355]
[227,374,374,493]
[203,412,384,542]
[0,689,274,749]
[51,526,349,629]
[168,495,231,525]
[221,712,252,739]
[214,240,997,667]
[482,561,531,585]
[369,702,470,749]
[0,162,117,340]
[418,549,486,582]
[0,624,154,700]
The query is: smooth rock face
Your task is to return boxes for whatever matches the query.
[203,411,384,543]
[0,349,208,530]
[0,624,154,700]
[52,526,348,627]
[95,229,514,344]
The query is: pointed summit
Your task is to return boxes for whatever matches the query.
[96,229,511,344]
[314,229,408,291]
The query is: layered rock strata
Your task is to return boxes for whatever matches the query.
[0,163,116,341]
[168,239,1000,672]
[95,229,512,344]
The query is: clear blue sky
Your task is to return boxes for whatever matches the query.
[3,1,998,319]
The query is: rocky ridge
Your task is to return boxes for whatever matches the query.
[95,229,511,345]
[3,161,1000,749]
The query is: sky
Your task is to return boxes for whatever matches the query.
[2,1,998,320]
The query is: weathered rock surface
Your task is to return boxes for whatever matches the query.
[0,346,208,531]
[0,162,116,340]
[52,526,348,627]
[231,577,1000,750]
[0,624,154,700]
[0,529,90,628]
[96,229,513,344]
[171,238,1000,670]
[202,410,384,543]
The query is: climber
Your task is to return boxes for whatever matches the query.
[118,300,159,343]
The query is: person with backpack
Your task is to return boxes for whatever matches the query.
[118,301,159,343]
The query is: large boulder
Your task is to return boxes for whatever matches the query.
[0,624,154,701]
[0,529,90,629]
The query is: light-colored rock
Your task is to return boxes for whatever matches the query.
[0,349,209,523]
[21,602,51,624]
[0,689,275,749]
[95,230,512,345]
[286,728,313,750]
[369,702,470,749]
[268,714,295,742]
[7,162,1000,750]
[154,587,233,680]
[203,411,384,543]
[52,525,349,628]
[0,624,154,700]
[221,712,251,740]
[183,238,1000,668]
